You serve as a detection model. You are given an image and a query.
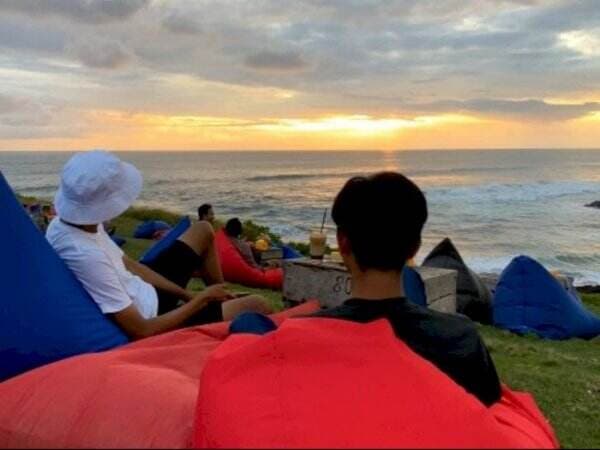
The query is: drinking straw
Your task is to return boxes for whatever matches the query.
[320,208,327,233]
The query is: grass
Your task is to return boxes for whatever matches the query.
[60,206,600,447]
[479,317,600,448]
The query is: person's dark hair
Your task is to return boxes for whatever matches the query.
[332,172,427,271]
[225,218,243,238]
[198,203,212,220]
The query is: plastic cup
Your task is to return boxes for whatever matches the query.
[309,229,327,260]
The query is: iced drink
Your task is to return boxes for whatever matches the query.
[309,229,327,260]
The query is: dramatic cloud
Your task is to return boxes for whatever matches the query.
[0,0,599,149]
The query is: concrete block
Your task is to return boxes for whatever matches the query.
[283,258,457,313]
[428,293,457,314]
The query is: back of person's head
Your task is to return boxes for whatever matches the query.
[198,203,212,220]
[332,172,427,272]
[225,218,243,238]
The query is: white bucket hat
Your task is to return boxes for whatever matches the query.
[54,150,143,225]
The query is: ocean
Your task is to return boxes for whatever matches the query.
[2,149,600,285]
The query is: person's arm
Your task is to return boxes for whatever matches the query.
[234,239,262,269]
[466,335,502,406]
[436,324,502,406]
[123,255,193,302]
[111,284,230,340]
[408,316,502,407]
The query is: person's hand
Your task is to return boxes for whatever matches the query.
[197,284,231,303]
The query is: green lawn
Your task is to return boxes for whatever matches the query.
[111,209,600,448]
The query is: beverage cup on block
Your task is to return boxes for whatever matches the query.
[309,229,327,260]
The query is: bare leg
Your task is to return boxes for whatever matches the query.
[221,295,274,321]
[177,221,224,285]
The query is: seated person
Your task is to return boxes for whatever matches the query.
[28,203,47,232]
[41,204,55,229]
[308,172,501,407]
[224,218,262,269]
[197,203,215,226]
[47,151,272,340]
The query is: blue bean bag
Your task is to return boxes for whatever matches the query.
[402,267,427,307]
[139,217,191,265]
[494,256,600,340]
[281,245,302,259]
[110,234,127,247]
[0,173,128,381]
[134,220,171,239]
[229,312,277,335]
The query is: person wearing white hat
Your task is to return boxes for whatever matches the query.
[47,150,272,339]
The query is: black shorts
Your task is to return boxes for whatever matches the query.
[144,239,223,325]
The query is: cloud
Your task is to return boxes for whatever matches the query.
[0,0,150,24]
[0,94,20,114]
[161,13,203,35]
[413,98,600,121]
[0,16,66,53]
[68,40,131,69]
[0,0,600,147]
[0,94,56,129]
[558,29,600,57]
[244,50,309,72]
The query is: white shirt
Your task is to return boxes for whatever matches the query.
[46,218,159,319]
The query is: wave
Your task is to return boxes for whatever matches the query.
[408,165,529,178]
[248,174,317,182]
[246,166,529,183]
[246,171,365,182]
[427,181,600,204]
[19,184,58,192]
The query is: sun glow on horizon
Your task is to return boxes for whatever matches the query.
[3,108,600,152]
[254,114,481,135]
[99,111,482,138]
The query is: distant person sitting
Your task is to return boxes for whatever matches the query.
[308,172,502,407]
[47,151,272,340]
[28,203,46,232]
[224,218,262,269]
[41,204,55,230]
[198,203,215,225]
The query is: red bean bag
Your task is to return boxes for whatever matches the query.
[194,318,559,449]
[215,229,283,290]
[0,302,319,449]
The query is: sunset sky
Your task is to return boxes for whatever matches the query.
[0,0,599,151]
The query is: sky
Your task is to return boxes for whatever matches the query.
[0,0,599,151]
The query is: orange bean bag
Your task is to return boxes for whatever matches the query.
[214,229,283,290]
[0,302,319,449]
[194,318,559,449]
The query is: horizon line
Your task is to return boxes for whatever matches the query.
[2,147,600,153]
